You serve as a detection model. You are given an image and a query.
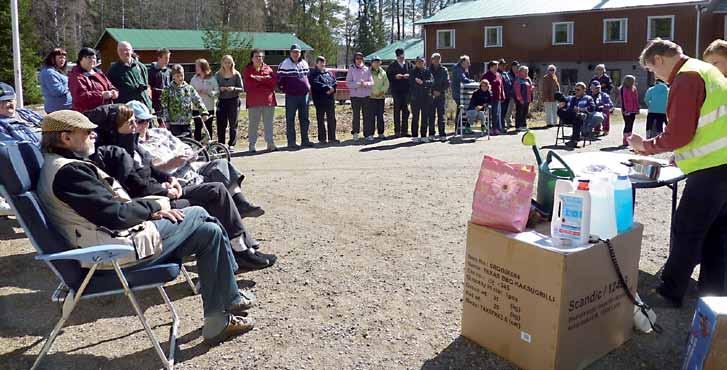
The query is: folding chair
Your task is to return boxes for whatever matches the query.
[0,141,184,370]
[554,114,592,147]
[455,82,489,140]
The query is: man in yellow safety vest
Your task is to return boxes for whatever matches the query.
[629,38,727,307]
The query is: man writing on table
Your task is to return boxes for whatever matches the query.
[629,39,727,307]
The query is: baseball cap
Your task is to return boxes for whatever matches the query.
[126,100,156,120]
[0,82,16,102]
[415,55,425,62]
[42,110,98,132]
[290,44,302,52]
[372,55,382,62]
[590,80,601,87]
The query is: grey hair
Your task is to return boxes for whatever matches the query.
[117,41,132,49]
[459,55,470,63]
[596,64,606,71]
[518,65,529,72]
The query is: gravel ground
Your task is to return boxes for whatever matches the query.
[0,110,702,370]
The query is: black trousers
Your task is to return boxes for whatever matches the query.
[646,113,666,136]
[429,94,446,136]
[192,110,215,141]
[368,98,385,136]
[182,182,246,241]
[391,91,410,136]
[350,96,370,135]
[169,124,192,138]
[623,112,636,134]
[515,101,529,129]
[313,99,337,141]
[557,110,585,141]
[411,97,431,138]
[661,164,727,300]
[217,97,240,146]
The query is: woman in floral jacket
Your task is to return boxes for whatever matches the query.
[160,64,208,137]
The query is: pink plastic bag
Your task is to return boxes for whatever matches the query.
[471,155,536,232]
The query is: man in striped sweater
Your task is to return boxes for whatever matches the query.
[278,44,313,149]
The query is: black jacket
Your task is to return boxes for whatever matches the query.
[429,64,450,95]
[468,89,492,111]
[386,60,413,94]
[51,148,162,230]
[308,68,337,103]
[409,67,433,102]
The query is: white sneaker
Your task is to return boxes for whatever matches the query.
[421,136,430,143]
[411,137,420,143]
[352,133,360,141]
[267,143,278,152]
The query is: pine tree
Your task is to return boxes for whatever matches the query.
[0,0,43,104]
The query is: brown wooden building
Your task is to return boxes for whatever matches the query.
[417,0,727,95]
[93,28,313,75]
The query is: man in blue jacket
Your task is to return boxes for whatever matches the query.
[451,55,475,132]
[308,56,338,143]
[0,82,41,146]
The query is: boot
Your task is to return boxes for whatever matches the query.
[232,193,265,218]
[623,132,630,147]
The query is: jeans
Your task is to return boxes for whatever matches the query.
[284,94,311,146]
[429,94,446,136]
[504,98,516,126]
[646,113,667,138]
[490,102,502,132]
[248,106,275,146]
[585,112,605,134]
[192,110,215,141]
[198,159,245,189]
[466,110,487,127]
[661,164,727,300]
[181,182,246,240]
[368,98,385,136]
[392,91,410,135]
[544,102,558,126]
[148,206,240,318]
[515,101,529,129]
[350,96,370,135]
[313,99,337,141]
[217,97,240,146]
[411,97,431,137]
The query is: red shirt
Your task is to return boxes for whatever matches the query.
[242,63,278,108]
[643,57,705,154]
[69,65,118,113]
[482,71,505,102]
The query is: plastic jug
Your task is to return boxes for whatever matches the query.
[537,151,576,215]
[613,174,634,233]
[551,179,592,247]
[589,174,618,240]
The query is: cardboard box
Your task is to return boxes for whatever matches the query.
[462,222,643,370]
[683,297,727,370]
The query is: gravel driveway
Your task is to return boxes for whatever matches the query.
[0,116,700,370]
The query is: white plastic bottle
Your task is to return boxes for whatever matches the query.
[551,179,592,247]
[589,174,618,240]
[613,174,634,234]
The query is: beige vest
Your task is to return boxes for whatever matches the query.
[37,153,166,268]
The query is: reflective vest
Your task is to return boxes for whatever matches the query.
[673,58,727,174]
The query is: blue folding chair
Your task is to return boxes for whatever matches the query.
[0,141,186,370]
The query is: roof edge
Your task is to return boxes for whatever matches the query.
[416,0,710,25]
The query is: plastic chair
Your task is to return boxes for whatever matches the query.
[0,141,183,370]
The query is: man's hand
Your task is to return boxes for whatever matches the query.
[167,155,187,168]
[396,74,403,80]
[169,177,183,196]
[327,88,334,95]
[102,91,114,99]
[201,114,209,121]
[166,187,181,199]
[152,209,185,223]
[558,102,566,108]
[433,91,441,97]
[403,74,409,79]
[415,78,423,85]
[627,133,646,154]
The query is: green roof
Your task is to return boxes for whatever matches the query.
[96,28,313,51]
[365,38,423,61]
[417,0,707,24]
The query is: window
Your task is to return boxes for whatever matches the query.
[647,15,674,40]
[552,22,574,45]
[560,69,578,86]
[603,18,628,43]
[436,29,455,49]
[484,26,503,48]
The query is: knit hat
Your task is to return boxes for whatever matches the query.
[42,110,98,132]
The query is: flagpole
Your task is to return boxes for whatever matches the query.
[10,0,24,107]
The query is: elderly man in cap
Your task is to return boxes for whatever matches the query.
[278,44,313,149]
[0,82,42,145]
[409,56,434,143]
[429,53,450,140]
[37,110,256,344]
